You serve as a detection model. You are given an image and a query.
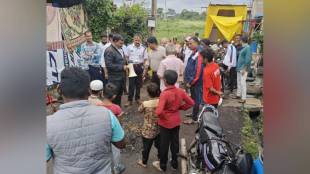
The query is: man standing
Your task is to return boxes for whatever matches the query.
[100,33,114,83]
[236,35,252,103]
[183,37,204,124]
[80,31,103,81]
[157,43,184,91]
[97,32,109,85]
[201,48,223,108]
[182,36,193,69]
[98,32,108,49]
[222,39,237,93]
[104,34,127,106]
[46,67,125,174]
[125,34,148,106]
[145,36,166,87]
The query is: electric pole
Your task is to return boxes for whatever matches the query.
[151,0,157,36]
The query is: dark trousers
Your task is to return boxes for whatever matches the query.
[190,87,199,121]
[88,65,105,82]
[108,78,124,106]
[229,67,237,91]
[128,75,143,102]
[222,65,237,92]
[128,64,144,97]
[151,71,160,88]
[160,126,180,171]
[142,135,160,164]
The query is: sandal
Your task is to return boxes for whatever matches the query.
[183,119,195,124]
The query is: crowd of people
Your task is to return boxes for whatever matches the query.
[46,31,253,174]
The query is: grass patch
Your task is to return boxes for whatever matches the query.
[156,19,205,41]
[241,110,263,157]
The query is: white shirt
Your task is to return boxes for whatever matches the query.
[183,46,192,68]
[157,55,184,91]
[223,44,237,68]
[100,42,111,68]
[127,44,148,64]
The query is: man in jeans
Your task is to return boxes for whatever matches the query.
[125,34,148,106]
[46,67,125,174]
[236,35,252,103]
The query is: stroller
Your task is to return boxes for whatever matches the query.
[186,104,253,174]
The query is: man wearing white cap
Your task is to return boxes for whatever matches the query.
[88,80,104,105]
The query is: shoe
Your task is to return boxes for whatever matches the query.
[232,96,241,99]
[124,101,133,107]
[170,160,178,171]
[137,159,147,168]
[239,99,246,103]
[114,164,126,174]
[183,119,197,125]
[152,161,163,172]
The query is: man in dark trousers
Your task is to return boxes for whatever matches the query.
[125,34,148,106]
[104,34,128,106]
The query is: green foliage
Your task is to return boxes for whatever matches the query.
[156,19,205,41]
[83,0,115,41]
[112,4,148,44]
[252,31,264,53]
[179,9,205,21]
[241,110,263,157]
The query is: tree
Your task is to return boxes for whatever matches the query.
[166,8,176,17]
[179,9,204,20]
[157,7,164,18]
[83,0,115,41]
[112,4,148,44]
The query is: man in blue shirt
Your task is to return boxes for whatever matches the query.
[46,67,125,174]
[236,35,252,103]
[81,31,104,82]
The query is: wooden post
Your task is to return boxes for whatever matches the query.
[180,138,187,174]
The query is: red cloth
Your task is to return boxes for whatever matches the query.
[191,52,203,86]
[98,103,122,117]
[155,86,194,128]
[203,62,222,104]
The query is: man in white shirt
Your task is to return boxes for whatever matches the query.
[157,43,184,91]
[100,33,114,81]
[183,36,193,69]
[222,39,237,93]
[125,34,148,106]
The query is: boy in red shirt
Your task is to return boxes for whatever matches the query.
[201,48,223,108]
[153,70,194,172]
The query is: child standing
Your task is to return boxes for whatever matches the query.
[153,70,194,172]
[137,83,161,168]
[97,83,125,174]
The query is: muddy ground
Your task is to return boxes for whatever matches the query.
[119,85,243,174]
[47,84,244,174]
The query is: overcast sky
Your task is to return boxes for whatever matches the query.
[113,0,250,13]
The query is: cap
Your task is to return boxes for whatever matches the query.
[90,80,103,91]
